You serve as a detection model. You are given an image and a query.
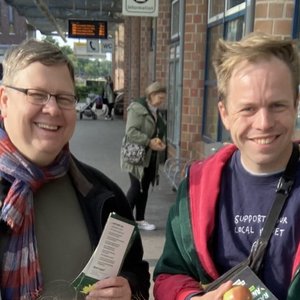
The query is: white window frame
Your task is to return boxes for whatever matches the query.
[171,0,180,40]
[208,0,245,23]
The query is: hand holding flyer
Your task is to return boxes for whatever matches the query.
[71,212,136,294]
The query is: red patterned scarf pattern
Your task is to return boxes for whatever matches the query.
[0,127,70,299]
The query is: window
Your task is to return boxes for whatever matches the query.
[202,1,246,142]
[168,0,182,147]
[208,0,224,21]
[8,6,15,34]
[168,45,181,146]
[171,0,179,39]
[227,0,245,10]
[225,16,244,41]
[292,0,300,39]
[202,25,223,141]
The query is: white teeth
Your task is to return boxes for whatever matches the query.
[37,123,58,130]
[255,138,272,145]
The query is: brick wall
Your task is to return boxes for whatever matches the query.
[123,17,141,107]
[182,0,296,161]
[113,23,125,91]
[155,0,170,85]
[122,0,171,117]
[140,18,152,94]
[255,0,294,37]
[120,0,297,160]
[180,0,208,160]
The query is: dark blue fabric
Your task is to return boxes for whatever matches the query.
[213,151,300,300]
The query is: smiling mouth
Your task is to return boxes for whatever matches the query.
[36,123,60,131]
[252,136,278,145]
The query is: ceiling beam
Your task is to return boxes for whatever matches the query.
[33,0,66,42]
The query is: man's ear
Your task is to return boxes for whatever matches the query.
[0,87,9,118]
[218,100,230,130]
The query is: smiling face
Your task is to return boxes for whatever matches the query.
[0,62,77,166]
[218,56,298,173]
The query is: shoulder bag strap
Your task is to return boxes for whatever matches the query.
[206,143,299,292]
[248,143,299,274]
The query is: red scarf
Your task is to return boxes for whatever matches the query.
[0,127,70,300]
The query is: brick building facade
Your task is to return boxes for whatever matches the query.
[0,0,29,63]
[115,0,298,163]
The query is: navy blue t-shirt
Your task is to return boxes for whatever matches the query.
[213,151,300,300]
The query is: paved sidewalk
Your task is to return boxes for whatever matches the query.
[70,115,176,299]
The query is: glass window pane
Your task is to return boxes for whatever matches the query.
[220,122,231,142]
[171,0,179,38]
[225,16,245,41]
[227,0,244,9]
[296,19,300,39]
[203,16,244,142]
[203,86,219,140]
[168,45,181,146]
[209,0,225,18]
[206,24,224,81]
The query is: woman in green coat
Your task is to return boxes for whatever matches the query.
[121,82,167,231]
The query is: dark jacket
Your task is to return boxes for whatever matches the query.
[0,155,150,300]
[154,145,300,300]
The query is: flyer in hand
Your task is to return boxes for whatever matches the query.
[71,212,137,295]
[229,265,278,300]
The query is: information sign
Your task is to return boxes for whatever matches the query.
[122,0,158,17]
[68,20,108,39]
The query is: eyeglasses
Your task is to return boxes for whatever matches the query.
[4,85,78,110]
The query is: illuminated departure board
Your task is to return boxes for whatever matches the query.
[68,20,108,39]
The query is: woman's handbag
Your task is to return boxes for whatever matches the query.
[121,137,146,165]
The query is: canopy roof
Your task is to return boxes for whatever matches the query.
[5,0,123,41]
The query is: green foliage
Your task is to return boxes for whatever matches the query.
[75,86,90,102]
[76,81,105,102]
[42,36,59,47]
[42,35,112,83]
[76,58,111,78]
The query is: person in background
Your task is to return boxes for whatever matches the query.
[103,75,115,120]
[121,82,167,231]
[0,39,150,300]
[153,32,300,300]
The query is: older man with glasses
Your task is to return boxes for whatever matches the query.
[0,39,150,300]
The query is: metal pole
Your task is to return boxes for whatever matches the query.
[245,0,256,34]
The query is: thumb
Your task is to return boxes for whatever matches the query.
[215,281,233,299]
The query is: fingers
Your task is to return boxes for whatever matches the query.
[210,281,233,300]
[192,281,233,300]
[85,277,131,299]
[150,138,166,151]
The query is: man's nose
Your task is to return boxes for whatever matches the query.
[254,109,274,130]
[42,95,61,114]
